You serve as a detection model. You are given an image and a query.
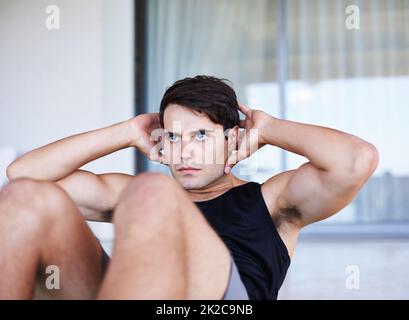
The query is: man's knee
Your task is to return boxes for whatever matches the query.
[114,172,183,225]
[125,172,176,193]
[119,172,181,205]
[0,178,76,225]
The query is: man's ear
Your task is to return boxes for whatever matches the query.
[226,125,240,152]
[223,126,240,173]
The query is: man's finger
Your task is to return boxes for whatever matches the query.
[238,103,252,116]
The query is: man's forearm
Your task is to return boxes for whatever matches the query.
[7,119,135,181]
[260,116,377,175]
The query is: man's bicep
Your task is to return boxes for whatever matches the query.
[56,170,133,221]
[99,172,134,207]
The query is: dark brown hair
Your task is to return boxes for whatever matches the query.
[159,75,240,131]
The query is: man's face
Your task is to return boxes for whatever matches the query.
[162,104,232,190]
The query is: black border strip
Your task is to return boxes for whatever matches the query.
[134,0,147,174]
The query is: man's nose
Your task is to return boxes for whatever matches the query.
[181,138,194,160]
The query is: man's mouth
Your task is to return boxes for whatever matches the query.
[177,166,201,173]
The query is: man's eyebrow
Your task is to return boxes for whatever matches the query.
[166,129,215,135]
[189,128,215,134]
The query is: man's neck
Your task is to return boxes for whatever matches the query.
[187,173,247,202]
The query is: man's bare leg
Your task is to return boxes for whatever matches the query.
[0,178,104,299]
[98,172,232,300]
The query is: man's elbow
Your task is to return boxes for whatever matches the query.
[6,163,17,181]
[351,142,379,180]
[6,162,24,181]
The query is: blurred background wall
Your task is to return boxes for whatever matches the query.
[0,0,135,251]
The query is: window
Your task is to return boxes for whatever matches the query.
[142,0,409,225]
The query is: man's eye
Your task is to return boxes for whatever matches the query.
[195,131,207,141]
[167,133,179,142]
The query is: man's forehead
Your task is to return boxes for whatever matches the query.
[163,104,225,134]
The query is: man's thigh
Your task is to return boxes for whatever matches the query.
[33,238,104,300]
[171,189,233,299]
[152,175,233,299]
[104,173,234,299]
[15,181,107,299]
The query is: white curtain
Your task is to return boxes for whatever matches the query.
[146,0,279,175]
[286,0,409,222]
[145,0,409,222]
[147,0,276,105]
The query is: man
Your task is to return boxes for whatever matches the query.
[1,76,378,300]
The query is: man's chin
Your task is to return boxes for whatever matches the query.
[170,167,224,190]
[172,174,206,190]
[177,177,202,190]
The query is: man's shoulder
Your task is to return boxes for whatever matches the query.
[260,171,297,213]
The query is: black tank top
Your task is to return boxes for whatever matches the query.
[194,181,291,300]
